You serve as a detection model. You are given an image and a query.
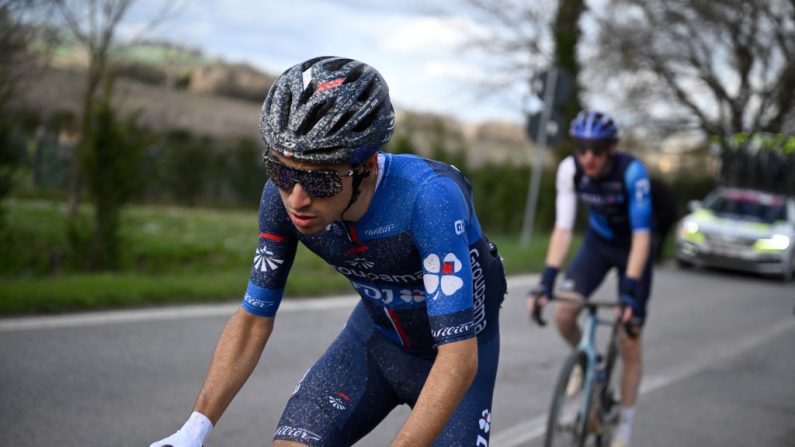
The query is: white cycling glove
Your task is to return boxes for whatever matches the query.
[150,411,213,447]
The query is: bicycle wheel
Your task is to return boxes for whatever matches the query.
[595,327,622,447]
[544,350,591,447]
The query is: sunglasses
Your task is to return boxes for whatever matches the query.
[264,155,355,198]
[574,141,611,157]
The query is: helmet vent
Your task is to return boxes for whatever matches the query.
[357,79,377,103]
[325,58,353,72]
[276,89,292,131]
[329,110,356,134]
[345,64,365,84]
[352,107,379,133]
[297,98,337,136]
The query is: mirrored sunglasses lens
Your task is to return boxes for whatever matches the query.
[300,171,342,198]
[265,158,343,198]
[266,159,296,191]
[576,144,607,156]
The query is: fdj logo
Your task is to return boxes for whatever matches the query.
[351,281,394,304]
[423,253,464,300]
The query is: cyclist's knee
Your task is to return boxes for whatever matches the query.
[620,334,643,365]
[553,294,581,334]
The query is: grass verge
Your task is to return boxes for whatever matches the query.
[0,199,560,316]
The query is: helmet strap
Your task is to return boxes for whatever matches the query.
[340,167,371,221]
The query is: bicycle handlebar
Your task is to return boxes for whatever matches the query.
[529,294,624,329]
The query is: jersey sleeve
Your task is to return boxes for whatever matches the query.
[624,160,652,232]
[555,156,578,230]
[411,176,475,346]
[242,181,298,317]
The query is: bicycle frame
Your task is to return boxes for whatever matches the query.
[575,301,619,431]
[536,296,622,446]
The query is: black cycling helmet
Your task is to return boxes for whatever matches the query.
[569,110,619,142]
[260,56,396,166]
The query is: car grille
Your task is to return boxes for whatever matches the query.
[703,232,757,248]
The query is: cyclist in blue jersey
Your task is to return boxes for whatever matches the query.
[150,56,506,447]
[528,110,653,447]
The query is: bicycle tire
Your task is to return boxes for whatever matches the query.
[544,350,591,447]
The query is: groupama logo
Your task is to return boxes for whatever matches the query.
[423,253,464,300]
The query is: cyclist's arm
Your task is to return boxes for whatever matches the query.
[624,160,653,280]
[545,156,577,268]
[194,309,274,424]
[626,230,651,279]
[392,337,478,446]
[403,175,478,444]
[545,227,574,268]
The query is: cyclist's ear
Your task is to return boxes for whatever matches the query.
[362,152,378,170]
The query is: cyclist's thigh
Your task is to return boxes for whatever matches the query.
[561,232,612,299]
[274,326,399,447]
[433,331,500,447]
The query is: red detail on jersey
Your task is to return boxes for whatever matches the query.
[316,78,345,93]
[335,391,351,401]
[386,308,412,349]
[345,245,368,255]
[259,232,285,241]
[348,224,359,242]
[442,261,454,275]
[344,224,368,255]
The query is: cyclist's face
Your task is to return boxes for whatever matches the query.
[271,153,356,234]
[574,140,616,178]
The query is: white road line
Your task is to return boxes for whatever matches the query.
[0,274,539,332]
[490,318,794,447]
[0,295,358,332]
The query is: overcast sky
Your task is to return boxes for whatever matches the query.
[123,0,530,124]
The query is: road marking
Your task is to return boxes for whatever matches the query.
[489,318,794,447]
[0,274,539,332]
[0,295,358,332]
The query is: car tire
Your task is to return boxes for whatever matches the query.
[676,259,693,269]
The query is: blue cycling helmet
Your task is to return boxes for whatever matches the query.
[260,56,396,166]
[569,110,619,142]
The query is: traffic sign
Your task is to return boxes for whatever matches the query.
[526,110,566,146]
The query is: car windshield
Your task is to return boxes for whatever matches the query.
[705,192,786,224]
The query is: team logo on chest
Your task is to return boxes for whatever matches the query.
[347,257,375,269]
[423,253,464,300]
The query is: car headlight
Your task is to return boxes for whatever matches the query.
[679,220,704,243]
[754,234,791,252]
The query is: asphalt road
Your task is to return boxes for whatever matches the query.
[1,264,793,446]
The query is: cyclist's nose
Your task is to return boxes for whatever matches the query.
[286,182,312,208]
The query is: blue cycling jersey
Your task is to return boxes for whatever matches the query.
[556,152,655,318]
[242,152,505,353]
[563,152,652,243]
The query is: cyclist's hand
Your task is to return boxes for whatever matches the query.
[529,266,560,326]
[527,285,550,326]
[619,277,645,338]
[150,412,213,447]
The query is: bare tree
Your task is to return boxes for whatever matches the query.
[53,0,177,216]
[426,0,586,158]
[591,0,795,143]
[52,0,178,269]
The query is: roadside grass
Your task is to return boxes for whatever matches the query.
[0,199,556,316]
